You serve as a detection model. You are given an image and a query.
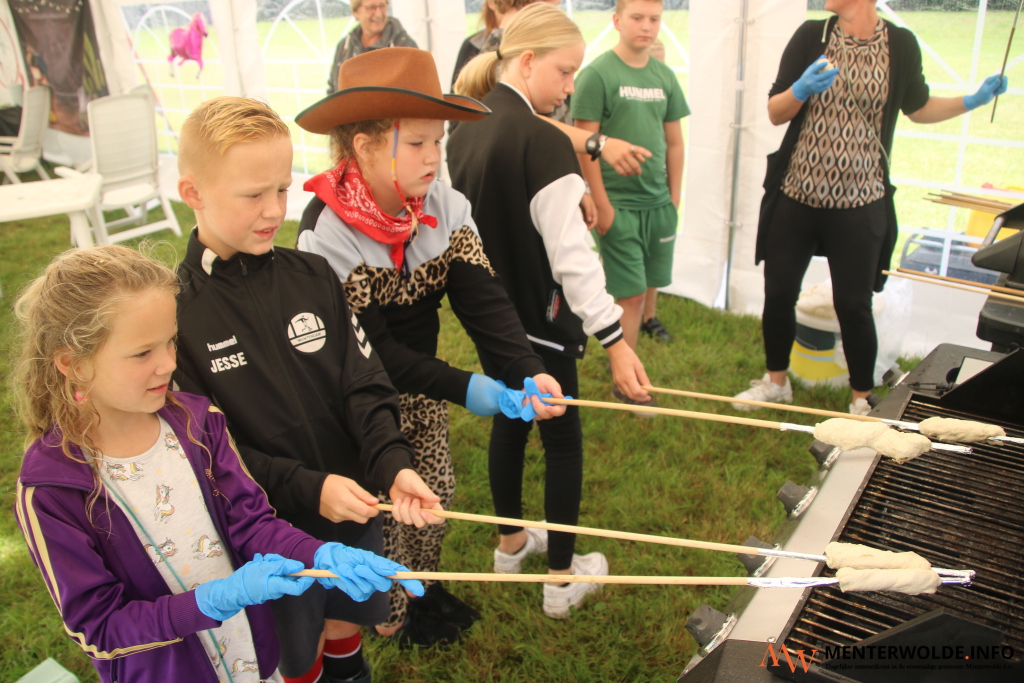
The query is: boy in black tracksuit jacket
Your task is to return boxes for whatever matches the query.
[171,97,441,683]
[174,234,414,545]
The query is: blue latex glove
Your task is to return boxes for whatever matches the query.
[498,377,572,422]
[963,74,1008,111]
[792,57,840,102]
[195,553,314,621]
[466,374,507,416]
[313,543,424,601]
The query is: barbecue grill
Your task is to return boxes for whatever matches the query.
[678,344,1024,683]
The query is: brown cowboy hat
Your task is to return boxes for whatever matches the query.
[296,47,489,133]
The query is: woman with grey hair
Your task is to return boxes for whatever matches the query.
[327,0,417,93]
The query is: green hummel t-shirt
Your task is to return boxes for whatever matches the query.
[571,50,689,209]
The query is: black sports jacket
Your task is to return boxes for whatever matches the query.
[173,231,415,544]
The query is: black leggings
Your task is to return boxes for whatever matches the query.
[762,193,887,392]
[484,347,582,571]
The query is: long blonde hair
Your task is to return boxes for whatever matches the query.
[454,3,583,101]
[12,246,198,521]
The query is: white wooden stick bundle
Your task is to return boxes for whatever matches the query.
[897,268,1024,298]
[884,270,1024,304]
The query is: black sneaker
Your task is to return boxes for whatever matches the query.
[385,611,462,650]
[640,316,673,342]
[408,582,481,631]
[324,656,371,683]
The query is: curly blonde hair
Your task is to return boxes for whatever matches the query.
[13,245,211,523]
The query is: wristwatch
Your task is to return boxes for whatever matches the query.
[585,133,609,161]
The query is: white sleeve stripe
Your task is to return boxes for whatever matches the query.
[597,328,623,346]
[528,175,623,337]
[525,334,565,352]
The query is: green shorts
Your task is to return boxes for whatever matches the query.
[593,202,678,299]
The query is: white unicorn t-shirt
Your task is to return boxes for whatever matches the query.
[103,415,260,682]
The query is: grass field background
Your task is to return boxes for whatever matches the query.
[0,200,905,681]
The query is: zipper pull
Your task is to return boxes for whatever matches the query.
[240,260,248,276]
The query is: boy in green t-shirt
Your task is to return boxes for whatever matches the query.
[571,0,688,390]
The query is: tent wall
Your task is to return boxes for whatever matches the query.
[0,0,27,107]
[665,0,805,315]
[393,0,466,98]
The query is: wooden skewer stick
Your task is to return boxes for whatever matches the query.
[371,503,763,556]
[991,0,1023,123]
[540,396,973,455]
[540,396,787,429]
[642,385,877,422]
[928,192,1012,209]
[883,270,1024,304]
[926,197,1011,213]
[896,268,1024,298]
[290,569,750,586]
[936,190,1013,207]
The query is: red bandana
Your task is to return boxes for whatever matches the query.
[304,161,437,271]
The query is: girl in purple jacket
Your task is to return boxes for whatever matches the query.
[12,245,423,683]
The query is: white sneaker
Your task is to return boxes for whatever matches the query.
[849,398,871,416]
[542,552,609,619]
[493,526,548,574]
[732,373,793,411]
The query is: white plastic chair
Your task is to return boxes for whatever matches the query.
[0,85,50,184]
[85,91,181,244]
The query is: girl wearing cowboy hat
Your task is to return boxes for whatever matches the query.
[295,47,566,650]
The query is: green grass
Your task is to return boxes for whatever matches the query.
[0,200,883,681]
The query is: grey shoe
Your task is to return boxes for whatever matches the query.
[731,373,793,411]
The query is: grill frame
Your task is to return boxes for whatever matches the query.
[780,395,1024,665]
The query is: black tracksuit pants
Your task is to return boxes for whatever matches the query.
[484,346,582,571]
[762,193,887,392]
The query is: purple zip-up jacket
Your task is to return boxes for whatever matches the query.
[14,392,325,683]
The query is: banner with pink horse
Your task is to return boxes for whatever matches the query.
[169,11,208,75]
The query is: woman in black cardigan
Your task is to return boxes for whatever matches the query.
[733,0,1007,416]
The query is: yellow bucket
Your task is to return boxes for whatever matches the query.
[789,318,848,388]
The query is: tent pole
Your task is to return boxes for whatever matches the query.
[724,0,750,310]
[423,0,432,52]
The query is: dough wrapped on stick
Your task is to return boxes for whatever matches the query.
[918,417,1005,443]
[836,567,942,595]
[813,418,932,463]
[825,542,931,570]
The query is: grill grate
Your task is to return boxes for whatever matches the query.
[783,399,1024,663]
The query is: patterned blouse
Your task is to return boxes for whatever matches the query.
[782,18,890,209]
